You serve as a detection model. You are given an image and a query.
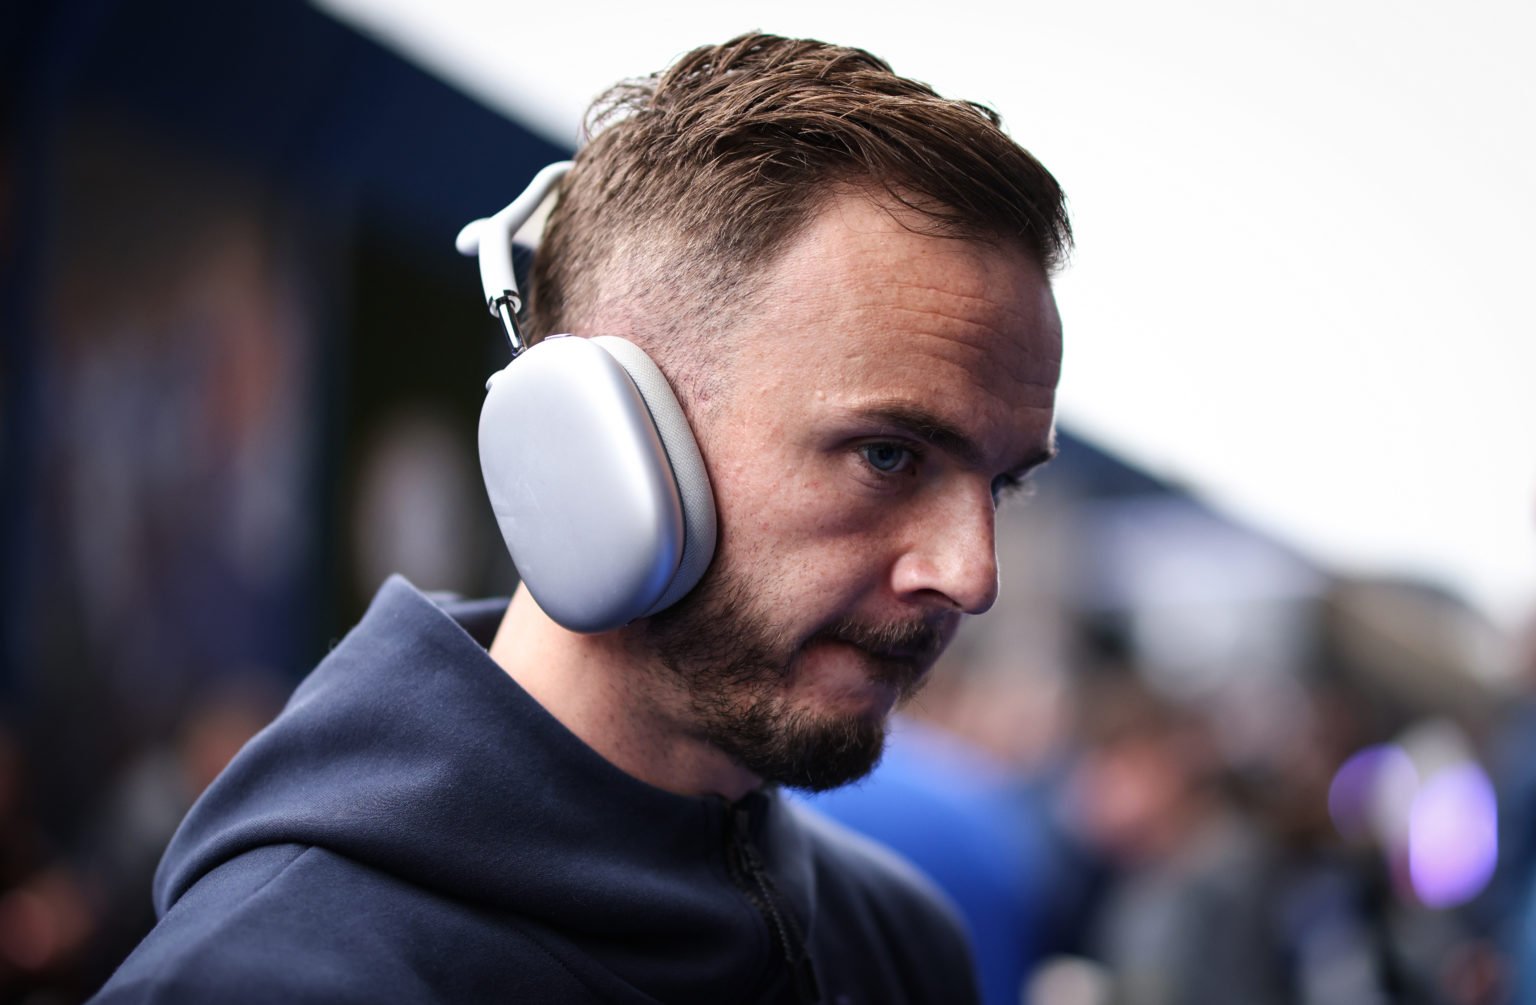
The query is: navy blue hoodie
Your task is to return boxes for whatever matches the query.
[92,576,979,1003]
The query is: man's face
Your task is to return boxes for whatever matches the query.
[642,191,1062,791]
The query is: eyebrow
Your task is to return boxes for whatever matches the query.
[851,402,1058,477]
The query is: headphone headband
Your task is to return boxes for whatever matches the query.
[456,161,574,356]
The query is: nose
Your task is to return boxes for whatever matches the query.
[890,489,1000,615]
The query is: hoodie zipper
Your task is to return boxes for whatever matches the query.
[725,803,822,1004]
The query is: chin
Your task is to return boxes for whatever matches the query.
[721,696,896,794]
[802,684,903,732]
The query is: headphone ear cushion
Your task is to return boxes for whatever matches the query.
[591,337,717,615]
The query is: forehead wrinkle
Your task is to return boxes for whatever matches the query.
[856,274,1042,322]
[849,249,1050,307]
[840,296,1062,368]
[837,322,1059,408]
[883,270,1038,305]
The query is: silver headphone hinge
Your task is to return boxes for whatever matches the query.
[492,291,527,358]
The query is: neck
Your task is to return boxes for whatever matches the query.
[488,585,761,800]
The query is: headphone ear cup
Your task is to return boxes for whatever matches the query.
[590,336,717,616]
[478,336,717,632]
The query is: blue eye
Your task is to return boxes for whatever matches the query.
[860,443,914,474]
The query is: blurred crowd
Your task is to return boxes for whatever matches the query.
[791,489,1533,1005]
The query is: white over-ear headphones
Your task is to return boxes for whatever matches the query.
[456,163,717,633]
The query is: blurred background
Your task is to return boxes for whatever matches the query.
[2,1,1533,1003]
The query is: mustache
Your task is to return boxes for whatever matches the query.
[813,617,948,664]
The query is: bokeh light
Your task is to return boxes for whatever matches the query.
[1409,763,1498,909]
[1328,743,1416,844]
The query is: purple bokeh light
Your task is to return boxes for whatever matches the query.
[1328,744,1415,843]
[1408,763,1498,909]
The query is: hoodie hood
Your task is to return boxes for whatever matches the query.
[155,575,820,1001]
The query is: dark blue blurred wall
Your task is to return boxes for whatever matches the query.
[2,0,568,695]
[0,12,567,997]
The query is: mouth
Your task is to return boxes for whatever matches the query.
[806,617,952,700]
[821,617,948,659]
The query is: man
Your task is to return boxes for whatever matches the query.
[93,33,1069,1003]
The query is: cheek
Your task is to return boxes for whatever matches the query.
[718,459,884,553]
[701,413,896,586]
[714,488,898,611]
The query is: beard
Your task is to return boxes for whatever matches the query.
[640,556,947,793]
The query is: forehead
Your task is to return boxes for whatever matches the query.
[730,193,1061,460]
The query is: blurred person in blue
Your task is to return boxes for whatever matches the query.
[1500,618,1536,1002]
[91,32,1069,1004]
[802,713,1056,1005]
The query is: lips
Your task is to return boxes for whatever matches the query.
[819,618,947,661]
[808,617,951,699]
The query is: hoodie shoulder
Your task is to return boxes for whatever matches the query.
[150,576,518,913]
[95,844,605,1004]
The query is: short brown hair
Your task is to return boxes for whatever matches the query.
[528,33,1070,394]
